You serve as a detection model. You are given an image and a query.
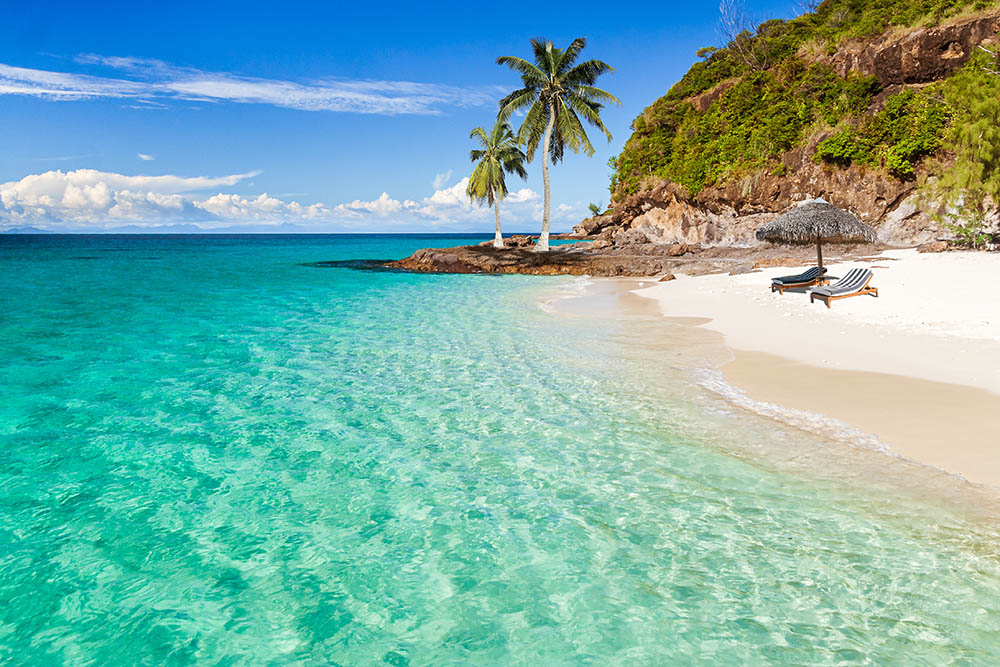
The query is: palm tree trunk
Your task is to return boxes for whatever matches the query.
[535,103,556,253]
[493,191,504,249]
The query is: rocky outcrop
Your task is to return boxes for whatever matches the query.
[589,146,939,250]
[573,213,616,236]
[387,240,881,277]
[817,12,1000,85]
[388,243,689,276]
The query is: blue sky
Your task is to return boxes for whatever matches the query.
[1,0,797,233]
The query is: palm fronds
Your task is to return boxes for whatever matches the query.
[497,37,620,164]
[465,120,528,207]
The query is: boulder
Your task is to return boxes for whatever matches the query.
[572,213,614,236]
[664,243,694,257]
[917,240,949,253]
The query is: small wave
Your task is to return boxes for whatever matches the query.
[691,366,889,452]
[534,276,594,315]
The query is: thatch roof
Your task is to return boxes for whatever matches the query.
[755,199,877,245]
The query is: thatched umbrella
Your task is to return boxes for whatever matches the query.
[755,198,877,272]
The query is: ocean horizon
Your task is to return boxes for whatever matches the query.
[2,234,998,663]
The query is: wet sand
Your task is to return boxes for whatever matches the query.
[553,273,1000,489]
[724,351,1000,486]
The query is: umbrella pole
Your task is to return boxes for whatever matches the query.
[816,231,823,273]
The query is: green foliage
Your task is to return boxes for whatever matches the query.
[941,208,990,248]
[659,0,985,105]
[497,38,619,164]
[925,49,1000,215]
[814,88,948,177]
[497,37,619,243]
[466,121,528,207]
[809,0,992,44]
[610,0,994,198]
[587,202,603,216]
[616,62,878,196]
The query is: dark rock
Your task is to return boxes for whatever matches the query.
[573,213,614,236]
[664,243,693,257]
[816,12,1000,86]
[505,235,537,248]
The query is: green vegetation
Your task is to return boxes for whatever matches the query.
[942,210,991,247]
[587,202,603,216]
[921,49,1000,246]
[611,0,996,198]
[926,49,1000,218]
[665,0,990,103]
[618,61,878,195]
[814,88,949,177]
[466,121,528,249]
[497,37,619,251]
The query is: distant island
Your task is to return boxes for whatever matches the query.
[2,226,56,234]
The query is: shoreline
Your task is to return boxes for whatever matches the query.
[629,249,1000,487]
[722,351,1000,486]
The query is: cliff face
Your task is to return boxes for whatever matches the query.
[586,10,1000,248]
[814,11,1000,86]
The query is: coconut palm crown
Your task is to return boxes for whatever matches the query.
[497,37,619,251]
[466,120,528,249]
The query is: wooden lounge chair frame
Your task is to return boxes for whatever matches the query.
[809,270,878,308]
[770,267,829,294]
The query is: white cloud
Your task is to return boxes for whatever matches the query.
[333,192,407,217]
[509,188,542,204]
[137,153,154,160]
[424,178,472,208]
[196,192,328,220]
[0,56,505,116]
[0,168,579,232]
[0,169,317,228]
[328,178,558,230]
[432,170,452,189]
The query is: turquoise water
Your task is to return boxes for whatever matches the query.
[547,238,591,245]
[1,234,999,664]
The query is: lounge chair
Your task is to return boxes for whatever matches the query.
[810,268,878,308]
[771,266,828,294]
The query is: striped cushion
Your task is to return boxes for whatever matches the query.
[772,266,825,285]
[811,268,872,296]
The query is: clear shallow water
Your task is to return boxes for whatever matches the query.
[1,234,998,664]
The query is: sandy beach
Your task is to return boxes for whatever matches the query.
[634,249,1000,487]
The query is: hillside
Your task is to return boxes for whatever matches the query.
[586,0,1000,247]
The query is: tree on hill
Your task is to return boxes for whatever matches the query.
[923,48,1000,247]
[497,37,619,252]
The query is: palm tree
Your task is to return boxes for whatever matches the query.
[466,120,528,249]
[497,37,619,252]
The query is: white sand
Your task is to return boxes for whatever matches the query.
[635,249,1000,396]
[633,249,1000,486]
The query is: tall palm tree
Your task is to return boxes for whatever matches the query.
[497,37,619,252]
[466,120,528,249]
